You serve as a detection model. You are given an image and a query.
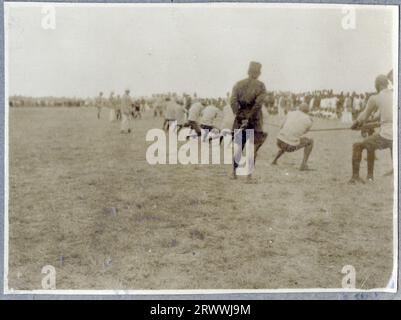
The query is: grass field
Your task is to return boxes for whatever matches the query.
[7,107,395,291]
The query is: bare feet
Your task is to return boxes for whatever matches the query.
[299,164,310,171]
[348,176,365,184]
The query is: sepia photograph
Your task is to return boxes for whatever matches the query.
[3,2,399,294]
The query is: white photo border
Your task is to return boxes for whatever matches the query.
[1,0,399,299]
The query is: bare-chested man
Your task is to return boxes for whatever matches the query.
[348,75,393,184]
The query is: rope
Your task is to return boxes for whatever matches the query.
[310,127,351,132]
[266,122,351,132]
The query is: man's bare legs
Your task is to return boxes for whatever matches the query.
[300,139,314,171]
[349,134,392,184]
[366,147,375,181]
[271,149,285,165]
[349,141,367,184]
[272,138,313,170]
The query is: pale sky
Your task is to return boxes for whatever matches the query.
[6,3,398,98]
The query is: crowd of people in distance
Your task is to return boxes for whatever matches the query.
[10,89,376,128]
[8,96,87,107]
[264,90,376,123]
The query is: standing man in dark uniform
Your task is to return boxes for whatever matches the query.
[231,61,267,179]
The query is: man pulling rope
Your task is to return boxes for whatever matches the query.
[348,74,393,184]
[271,103,314,170]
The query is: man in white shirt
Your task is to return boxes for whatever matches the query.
[349,75,393,183]
[115,94,122,120]
[200,103,222,141]
[272,103,314,170]
[95,91,105,119]
[218,100,235,144]
[108,92,117,122]
[120,89,133,134]
[175,99,187,133]
[184,100,206,138]
[163,97,177,131]
[200,104,221,129]
[155,96,165,118]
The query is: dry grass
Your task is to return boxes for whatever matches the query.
[8,107,394,290]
